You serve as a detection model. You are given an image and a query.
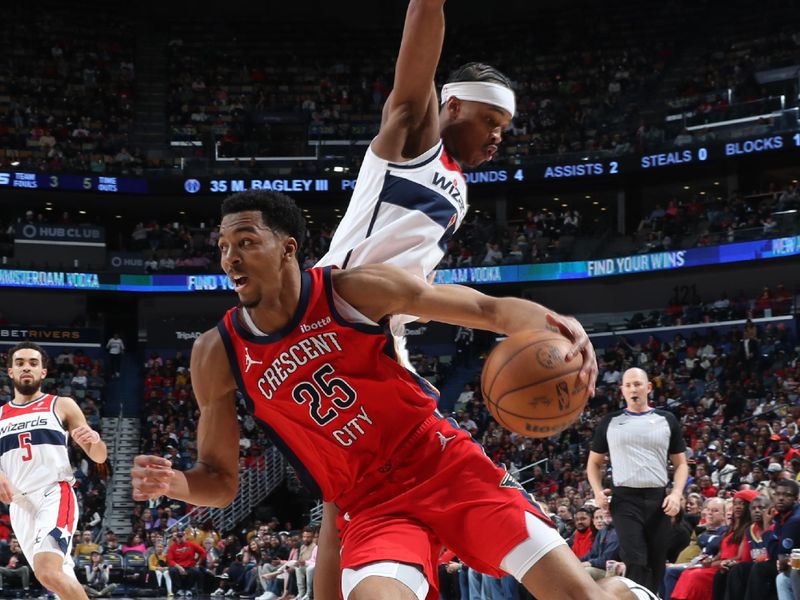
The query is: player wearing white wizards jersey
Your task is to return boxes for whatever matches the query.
[318,1,519,285]
[319,140,468,281]
[3,342,107,600]
[317,19,518,354]
[313,3,609,600]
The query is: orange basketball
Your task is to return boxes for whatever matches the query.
[481,329,589,438]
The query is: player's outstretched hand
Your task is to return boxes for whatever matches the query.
[0,473,17,504]
[131,455,174,501]
[546,313,598,396]
[72,425,101,446]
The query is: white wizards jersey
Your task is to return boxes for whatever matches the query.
[0,395,74,494]
[319,140,468,280]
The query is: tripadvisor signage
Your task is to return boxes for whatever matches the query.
[146,318,216,348]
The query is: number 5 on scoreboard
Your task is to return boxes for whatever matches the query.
[18,433,32,462]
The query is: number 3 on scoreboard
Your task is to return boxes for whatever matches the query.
[18,433,32,462]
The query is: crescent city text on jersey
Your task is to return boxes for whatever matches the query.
[255,331,343,400]
[251,330,375,447]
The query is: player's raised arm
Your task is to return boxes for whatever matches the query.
[333,264,597,394]
[131,328,241,507]
[388,0,445,119]
[57,396,107,463]
[373,0,445,159]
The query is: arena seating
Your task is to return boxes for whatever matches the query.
[0,5,136,174]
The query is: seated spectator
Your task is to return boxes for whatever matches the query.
[197,537,220,593]
[773,283,793,316]
[0,538,31,595]
[101,531,122,555]
[724,480,799,600]
[168,530,206,596]
[83,551,118,598]
[698,475,719,498]
[122,533,147,554]
[671,489,757,600]
[73,530,100,557]
[662,497,728,600]
[580,509,620,580]
[481,242,503,266]
[148,541,173,598]
[568,506,596,558]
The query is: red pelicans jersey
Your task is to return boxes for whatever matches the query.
[318,141,467,280]
[0,395,74,494]
[218,267,439,502]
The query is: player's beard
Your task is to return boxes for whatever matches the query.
[13,376,41,396]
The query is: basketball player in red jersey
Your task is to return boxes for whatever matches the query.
[132,191,651,600]
[4,342,107,600]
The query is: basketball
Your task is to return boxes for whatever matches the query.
[481,330,589,438]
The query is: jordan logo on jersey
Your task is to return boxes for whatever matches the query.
[243,347,263,373]
[436,431,456,452]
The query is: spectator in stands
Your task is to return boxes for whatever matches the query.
[580,509,620,580]
[569,506,597,559]
[83,551,118,598]
[249,541,282,600]
[724,479,800,600]
[556,503,576,539]
[149,541,173,598]
[661,497,728,599]
[0,538,31,596]
[481,242,503,266]
[73,531,100,558]
[293,526,316,600]
[197,537,220,593]
[766,462,787,494]
[167,530,206,596]
[773,283,793,316]
[714,494,770,600]
[122,533,146,554]
[671,489,757,600]
[699,475,718,498]
[711,454,738,491]
[99,531,118,554]
[754,288,774,317]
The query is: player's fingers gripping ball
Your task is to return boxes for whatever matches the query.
[481,330,590,438]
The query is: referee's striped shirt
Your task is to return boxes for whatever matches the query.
[591,408,686,488]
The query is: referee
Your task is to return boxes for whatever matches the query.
[587,367,689,594]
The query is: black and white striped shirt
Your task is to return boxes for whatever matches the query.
[592,408,686,488]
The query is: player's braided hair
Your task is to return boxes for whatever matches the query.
[221,190,306,247]
[447,62,512,89]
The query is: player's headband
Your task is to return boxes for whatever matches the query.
[440,81,516,117]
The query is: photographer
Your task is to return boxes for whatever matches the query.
[84,551,118,598]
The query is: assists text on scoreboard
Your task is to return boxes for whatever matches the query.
[538,132,797,180]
